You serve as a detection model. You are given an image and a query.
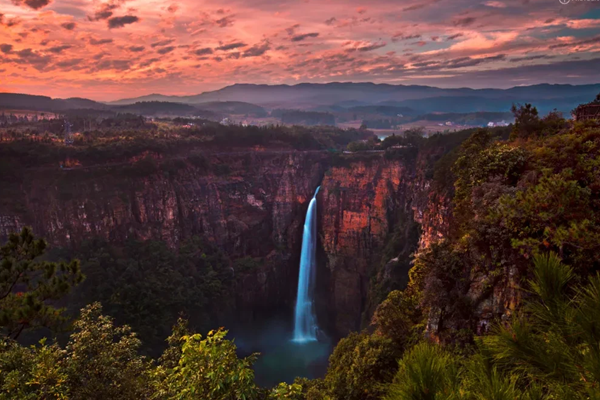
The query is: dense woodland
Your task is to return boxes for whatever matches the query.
[2,103,600,399]
[0,119,372,174]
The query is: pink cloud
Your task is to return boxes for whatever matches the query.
[0,0,597,100]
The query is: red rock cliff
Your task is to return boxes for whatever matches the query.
[0,150,329,320]
[315,151,450,336]
[0,148,453,336]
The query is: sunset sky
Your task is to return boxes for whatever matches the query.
[0,0,599,100]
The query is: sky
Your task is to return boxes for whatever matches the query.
[0,0,599,101]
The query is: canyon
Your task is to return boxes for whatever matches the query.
[0,145,454,339]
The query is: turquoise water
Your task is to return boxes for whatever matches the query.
[253,337,332,386]
[232,319,332,387]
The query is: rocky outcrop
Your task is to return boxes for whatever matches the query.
[315,152,450,336]
[317,157,410,335]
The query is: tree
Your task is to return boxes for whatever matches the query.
[385,342,460,400]
[479,253,600,398]
[0,338,67,400]
[0,303,150,400]
[63,303,152,400]
[0,227,83,339]
[68,236,234,357]
[510,103,541,140]
[372,290,417,346]
[403,128,426,146]
[152,328,259,400]
[269,382,304,400]
[323,332,401,400]
[346,140,373,152]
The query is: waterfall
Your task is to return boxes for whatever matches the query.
[292,186,320,343]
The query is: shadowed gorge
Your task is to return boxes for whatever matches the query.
[0,118,479,341]
[0,117,477,388]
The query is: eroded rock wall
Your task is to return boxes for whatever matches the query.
[0,151,329,321]
[0,148,453,338]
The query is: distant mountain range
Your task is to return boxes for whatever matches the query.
[0,94,268,118]
[107,82,600,113]
[1,82,599,115]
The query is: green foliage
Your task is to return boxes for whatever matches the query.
[63,237,233,356]
[478,253,600,398]
[269,382,304,400]
[380,134,405,149]
[322,332,401,400]
[459,351,536,400]
[416,121,600,348]
[0,123,374,175]
[1,304,274,400]
[413,242,476,344]
[11,256,600,399]
[346,140,374,152]
[0,303,151,400]
[3,106,600,400]
[234,256,263,272]
[431,149,459,194]
[384,254,600,399]
[0,338,67,400]
[368,210,421,310]
[0,227,83,340]
[510,103,541,140]
[152,329,259,400]
[493,169,597,264]
[379,129,426,149]
[454,140,528,228]
[372,290,418,346]
[452,129,497,220]
[63,303,152,400]
[510,104,567,141]
[403,128,426,146]
[385,342,460,400]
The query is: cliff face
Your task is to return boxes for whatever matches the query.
[317,159,409,335]
[0,151,328,320]
[0,148,454,338]
[315,152,451,336]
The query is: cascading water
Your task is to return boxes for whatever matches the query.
[292,186,320,342]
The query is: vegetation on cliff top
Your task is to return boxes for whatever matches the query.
[0,120,373,170]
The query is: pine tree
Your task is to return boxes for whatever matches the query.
[0,227,84,339]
